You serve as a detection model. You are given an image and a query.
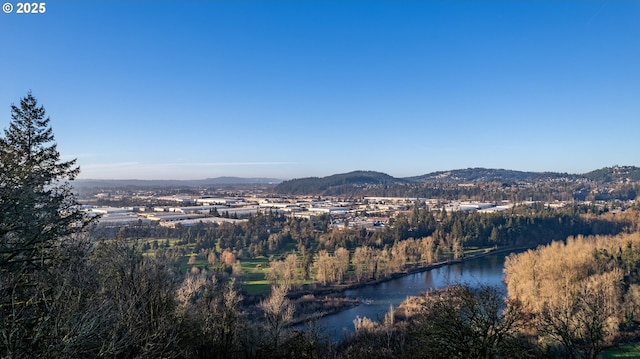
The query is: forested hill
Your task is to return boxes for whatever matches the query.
[416,166,640,183]
[273,168,565,196]
[408,168,573,183]
[75,166,640,196]
[273,166,640,196]
[274,171,402,195]
[583,166,640,183]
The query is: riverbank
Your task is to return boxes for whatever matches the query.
[282,245,529,327]
[290,245,527,299]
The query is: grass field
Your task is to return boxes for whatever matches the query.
[174,253,279,295]
[602,343,640,358]
[240,256,272,295]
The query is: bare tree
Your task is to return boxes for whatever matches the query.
[177,271,246,358]
[334,247,350,282]
[504,235,627,358]
[259,283,294,354]
[91,240,184,358]
[420,236,435,264]
[313,250,335,285]
[408,285,532,359]
[284,253,299,287]
[536,270,622,359]
[267,258,288,286]
[353,246,377,282]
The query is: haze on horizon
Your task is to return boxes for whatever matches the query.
[2,1,639,181]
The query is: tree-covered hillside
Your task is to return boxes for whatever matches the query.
[274,170,402,195]
[408,167,573,183]
[583,165,640,183]
[274,167,640,200]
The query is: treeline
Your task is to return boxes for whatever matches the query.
[274,171,399,196]
[332,227,640,359]
[358,181,640,202]
[92,204,635,290]
[276,178,640,203]
[266,208,635,289]
[103,204,633,256]
[322,203,632,250]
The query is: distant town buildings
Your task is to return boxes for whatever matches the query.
[84,191,583,230]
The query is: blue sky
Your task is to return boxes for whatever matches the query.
[1,1,639,180]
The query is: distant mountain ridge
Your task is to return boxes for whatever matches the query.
[75,166,640,193]
[273,166,640,195]
[75,177,282,189]
[407,168,573,183]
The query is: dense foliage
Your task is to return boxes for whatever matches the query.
[408,167,571,182]
[504,231,640,358]
[583,165,640,183]
[100,204,631,260]
[275,171,400,195]
[274,168,640,201]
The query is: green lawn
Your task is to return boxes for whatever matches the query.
[602,343,640,358]
[239,256,272,294]
[243,280,271,295]
[177,254,275,295]
[240,256,271,281]
[464,246,496,256]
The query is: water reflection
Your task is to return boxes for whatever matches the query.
[310,252,511,342]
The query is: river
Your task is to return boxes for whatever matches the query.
[306,251,511,342]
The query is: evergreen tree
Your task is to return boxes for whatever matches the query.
[0,92,89,268]
[0,92,94,356]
